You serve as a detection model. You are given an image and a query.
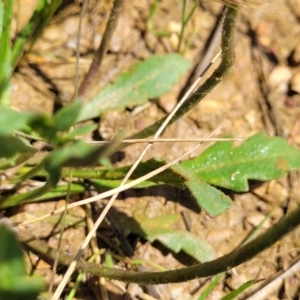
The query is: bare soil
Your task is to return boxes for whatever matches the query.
[6,0,300,299]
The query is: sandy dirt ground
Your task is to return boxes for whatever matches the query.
[5,0,300,299]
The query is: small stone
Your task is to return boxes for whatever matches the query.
[290,73,300,94]
[246,212,271,229]
[268,66,292,92]
[157,92,177,113]
[168,21,181,50]
[285,95,300,107]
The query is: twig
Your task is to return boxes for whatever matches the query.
[48,170,73,299]
[88,137,244,144]
[77,0,124,98]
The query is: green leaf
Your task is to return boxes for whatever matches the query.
[90,179,156,189]
[0,225,44,300]
[26,113,55,140]
[66,123,98,138]
[151,230,215,263]
[73,158,187,188]
[171,163,232,216]
[53,101,81,132]
[0,134,36,159]
[182,132,300,192]
[114,213,215,263]
[0,134,37,169]
[78,54,191,121]
[105,254,114,268]
[0,1,4,41]
[0,180,53,208]
[34,183,85,201]
[0,106,32,134]
[44,132,123,186]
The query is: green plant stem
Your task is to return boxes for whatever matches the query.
[0,0,13,105]
[177,0,187,53]
[127,6,239,141]
[12,162,44,183]
[25,239,74,267]
[177,0,197,53]
[198,273,224,300]
[80,205,300,284]
[77,0,124,98]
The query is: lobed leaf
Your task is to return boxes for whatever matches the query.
[171,163,232,216]
[182,132,300,192]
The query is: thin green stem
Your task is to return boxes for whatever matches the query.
[177,0,197,53]
[0,0,13,105]
[177,0,187,52]
[80,205,300,284]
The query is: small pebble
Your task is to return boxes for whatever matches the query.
[268,66,292,92]
[246,212,271,228]
[290,73,300,94]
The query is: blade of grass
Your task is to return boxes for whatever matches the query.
[221,280,260,300]
[177,0,198,53]
[0,1,4,41]
[198,273,224,300]
[0,0,13,105]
